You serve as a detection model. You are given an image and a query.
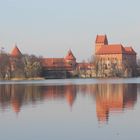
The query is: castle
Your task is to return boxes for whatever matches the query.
[95,35,137,77]
[7,34,137,78]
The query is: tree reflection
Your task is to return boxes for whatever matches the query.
[0,84,77,113]
[0,83,137,123]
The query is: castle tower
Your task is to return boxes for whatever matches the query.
[95,35,108,54]
[64,49,76,65]
[10,44,22,57]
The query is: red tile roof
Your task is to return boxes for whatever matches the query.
[96,44,136,55]
[42,58,64,66]
[95,35,136,55]
[11,46,22,57]
[124,47,136,55]
[41,58,74,71]
[65,50,76,60]
[95,35,108,44]
[96,44,125,55]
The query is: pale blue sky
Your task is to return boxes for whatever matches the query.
[0,0,140,61]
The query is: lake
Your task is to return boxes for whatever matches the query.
[0,78,140,140]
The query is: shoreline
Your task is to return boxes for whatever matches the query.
[0,76,139,81]
[0,77,45,81]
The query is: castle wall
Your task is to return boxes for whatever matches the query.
[96,54,122,62]
[95,43,103,53]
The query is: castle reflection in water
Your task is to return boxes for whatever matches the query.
[0,83,137,123]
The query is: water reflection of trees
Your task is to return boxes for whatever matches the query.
[0,84,137,123]
[0,84,77,113]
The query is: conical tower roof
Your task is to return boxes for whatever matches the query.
[65,49,76,60]
[10,44,22,57]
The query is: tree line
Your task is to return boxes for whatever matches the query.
[0,51,42,80]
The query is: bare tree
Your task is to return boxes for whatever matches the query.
[0,52,11,79]
[23,55,42,78]
[10,55,25,78]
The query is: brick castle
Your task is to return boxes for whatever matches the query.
[9,34,137,78]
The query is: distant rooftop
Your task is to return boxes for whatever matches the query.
[10,45,22,57]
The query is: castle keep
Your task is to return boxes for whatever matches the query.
[95,35,137,77]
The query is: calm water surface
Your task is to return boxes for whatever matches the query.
[0,78,140,140]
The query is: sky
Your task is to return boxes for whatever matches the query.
[0,0,140,62]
